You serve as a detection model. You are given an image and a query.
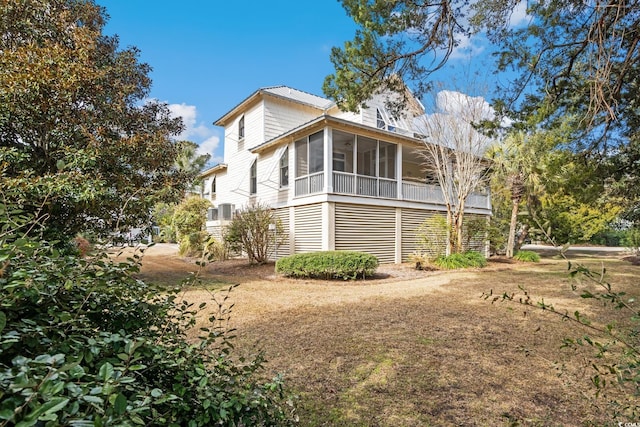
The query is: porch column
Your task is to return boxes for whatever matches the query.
[395,207,402,263]
[322,202,335,251]
[396,144,403,200]
[324,127,333,193]
[289,206,296,255]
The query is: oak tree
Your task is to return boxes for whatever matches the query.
[0,0,193,241]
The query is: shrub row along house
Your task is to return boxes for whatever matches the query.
[200,85,491,263]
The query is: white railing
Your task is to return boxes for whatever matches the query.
[333,172,354,194]
[402,182,445,203]
[297,172,490,209]
[295,172,324,196]
[465,192,490,209]
[332,172,397,198]
[379,178,397,198]
[357,175,377,197]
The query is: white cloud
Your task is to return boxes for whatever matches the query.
[508,0,530,28]
[168,103,199,141]
[198,134,221,160]
[167,102,221,163]
[435,90,496,121]
[450,34,486,60]
[415,90,502,154]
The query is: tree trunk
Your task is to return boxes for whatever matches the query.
[506,196,521,258]
[446,208,453,256]
[516,223,530,251]
[455,208,465,254]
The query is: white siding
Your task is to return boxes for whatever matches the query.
[401,208,439,261]
[293,203,323,253]
[335,203,396,263]
[223,102,264,163]
[264,98,322,142]
[272,208,290,259]
[216,102,266,210]
[360,91,418,134]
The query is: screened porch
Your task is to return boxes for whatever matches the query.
[293,128,490,210]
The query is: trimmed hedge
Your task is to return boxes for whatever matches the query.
[275,251,379,280]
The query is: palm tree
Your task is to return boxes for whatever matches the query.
[488,131,543,258]
[174,140,211,193]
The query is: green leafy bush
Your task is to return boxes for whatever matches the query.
[513,250,541,262]
[433,251,487,269]
[276,251,379,280]
[0,205,296,426]
[172,196,211,256]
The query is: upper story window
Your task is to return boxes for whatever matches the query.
[279,147,289,188]
[210,176,216,198]
[238,115,245,140]
[249,160,257,195]
[376,108,386,129]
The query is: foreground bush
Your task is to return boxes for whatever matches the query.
[0,217,296,425]
[276,251,378,280]
[513,250,541,262]
[433,251,487,269]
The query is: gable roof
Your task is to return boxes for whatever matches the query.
[262,86,334,109]
[213,85,334,126]
[250,114,423,154]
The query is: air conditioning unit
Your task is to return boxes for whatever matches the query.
[207,207,218,221]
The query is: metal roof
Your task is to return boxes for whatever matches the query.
[261,86,334,110]
[213,86,334,126]
[250,114,422,153]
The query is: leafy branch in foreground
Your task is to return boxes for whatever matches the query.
[0,200,297,426]
[483,257,639,420]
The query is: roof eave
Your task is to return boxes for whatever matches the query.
[251,115,423,154]
[199,163,228,178]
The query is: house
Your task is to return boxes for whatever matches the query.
[200,85,491,263]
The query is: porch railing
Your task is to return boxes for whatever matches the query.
[295,171,489,209]
[294,172,324,197]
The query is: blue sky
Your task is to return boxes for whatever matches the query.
[99,1,527,164]
[100,1,359,163]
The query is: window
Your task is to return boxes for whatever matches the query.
[357,136,377,176]
[308,132,324,173]
[249,160,257,195]
[378,142,396,179]
[279,147,289,188]
[211,177,216,195]
[376,108,386,129]
[332,130,354,173]
[295,131,324,177]
[333,152,346,172]
[238,115,245,140]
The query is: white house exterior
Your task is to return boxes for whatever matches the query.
[200,85,491,263]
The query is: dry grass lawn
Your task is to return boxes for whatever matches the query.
[130,245,640,426]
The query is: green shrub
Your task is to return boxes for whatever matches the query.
[0,206,296,426]
[276,251,379,280]
[173,196,211,256]
[433,251,487,269]
[513,250,541,262]
[225,203,284,265]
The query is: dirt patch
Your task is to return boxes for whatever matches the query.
[622,255,640,266]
